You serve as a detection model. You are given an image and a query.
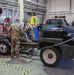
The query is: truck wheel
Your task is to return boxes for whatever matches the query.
[40,47,61,67]
[0,41,11,55]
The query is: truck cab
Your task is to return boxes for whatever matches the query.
[42,18,74,38]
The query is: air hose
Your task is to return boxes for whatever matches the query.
[54,37,74,46]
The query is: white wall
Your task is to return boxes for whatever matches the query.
[45,0,74,24]
[55,0,70,12]
[71,0,74,12]
[44,0,51,23]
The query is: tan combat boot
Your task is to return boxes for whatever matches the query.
[11,52,14,58]
[16,53,20,58]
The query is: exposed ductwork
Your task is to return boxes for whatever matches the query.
[0,0,46,14]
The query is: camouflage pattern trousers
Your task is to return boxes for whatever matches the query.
[11,38,20,54]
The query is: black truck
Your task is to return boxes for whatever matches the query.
[39,18,74,67]
[0,18,74,67]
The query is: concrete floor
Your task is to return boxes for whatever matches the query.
[0,54,74,75]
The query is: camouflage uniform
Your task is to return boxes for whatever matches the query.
[24,22,34,41]
[7,23,24,58]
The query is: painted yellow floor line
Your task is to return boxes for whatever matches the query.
[0,61,31,75]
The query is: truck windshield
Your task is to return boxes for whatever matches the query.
[46,19,63,25]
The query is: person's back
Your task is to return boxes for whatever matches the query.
[10,23,23,39]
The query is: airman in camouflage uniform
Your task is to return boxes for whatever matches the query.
[24,21,34,42]
[7,19,24,58]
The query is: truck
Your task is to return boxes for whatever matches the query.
[39,18,74,67]
[0,18,74,67]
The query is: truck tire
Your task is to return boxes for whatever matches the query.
[0,41,11,55]
[40,47,61,67]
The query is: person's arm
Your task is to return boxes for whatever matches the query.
[20,25,24,36]
[24,24,30,32]
[29,23,33,30]
[7,25,12,34]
